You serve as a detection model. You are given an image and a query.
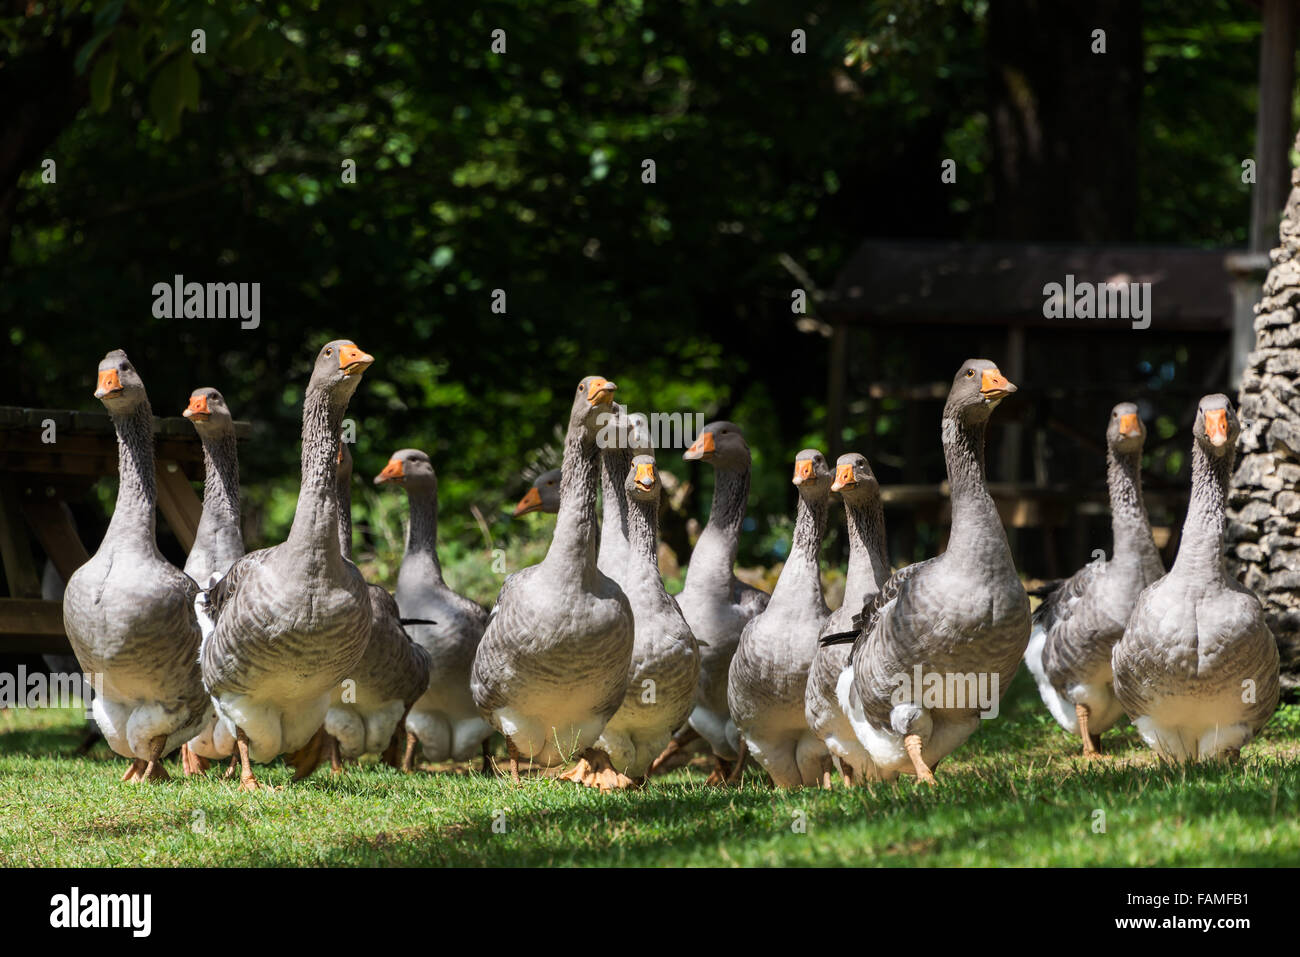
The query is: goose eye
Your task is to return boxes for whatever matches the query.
[325,348,333,357]
[965,369,974,378]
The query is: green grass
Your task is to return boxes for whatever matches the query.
[2,672,1297,867]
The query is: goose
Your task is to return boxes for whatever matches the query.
[513,468,562,517]
[470,376,634,788]
[1111,394,1280,761]
[827,359,1029,783]
[374,447,492,770]
[726,449,834,788]
[805,452,889,784]
[200,340,375,790]
[592,452,700,782]
[1023,402,1163,757]
[322,444,431,769]
[656,422,769,782]
[178,387,246,775]
[61,350,211,782]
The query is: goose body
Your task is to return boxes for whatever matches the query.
[470,377,634,770]
[61,350,210,780]
[200,340,375,785]
[805,453,888,781]
[323,445,431,761]
[727,449,833,788]
[836,360,1030,781]
[375,448,490,763]
[594,453,701,778]
[676,422,769,765]
[181,388,245,764]
[1112,394,1280,761]
[1023,403,1164,754]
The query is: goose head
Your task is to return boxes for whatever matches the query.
[626,453,661,504]
[946,358,1016,424]
[570,375,618,442]
[684,420,751,470]
[830,451,880,502]
[792,448,833,496]
[513,468,561,516]
[375,448,437,493]
[310,339,374,403]
[94,349,148,414]
[183,387,235,437]
[1107,401,1146,456]
[1194,393,1239,460]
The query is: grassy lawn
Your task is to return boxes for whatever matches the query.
[1,671,1297,867]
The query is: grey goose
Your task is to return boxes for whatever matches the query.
[805,452,889,784]
[658,422,769,783]
[374,447,492,770]
[726,449,834,788]
[323,444,432,768]
[830,360,1029,783]
[470,376,634,787]
[591,452,700,782]
[200,340,375,790]
[1023,403,1163,757]
[1111,394,1280,761]
[178,386,246,774]
[61,350,211,783]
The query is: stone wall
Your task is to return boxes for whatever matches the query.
[1228,131,1300,691]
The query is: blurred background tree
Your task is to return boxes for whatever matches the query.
[0,0,1268,600]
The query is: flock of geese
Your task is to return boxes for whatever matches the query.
[58,342,1283,792]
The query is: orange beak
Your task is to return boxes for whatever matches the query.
[94,369,122,399]
[1204,409,1229,447]
[635,462,657,490]
[980,368,1016,399]
[374,459,404,484]
[513,486,544,516]
[831,463,857,492]
[792,459,814,485]
[1118,412,1141,438]
[586,377,617,405]
[184,394,210,421]
[339,343,374,375]
[684,431,715,462]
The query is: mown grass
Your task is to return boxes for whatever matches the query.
[1,671,1297,867]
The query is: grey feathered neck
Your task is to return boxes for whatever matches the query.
[683,463,750,597]
[842,487,889,612]
[1172,439,1232,580]
[285,381,350,567]
[941,409,1011,566]
[546,411,600,581]
[626,487,660,572]
[105,399,158,550]
[399,480,444,585]
[598,445,633,576]
[1107,445,1162,579]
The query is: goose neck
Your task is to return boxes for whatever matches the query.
[545,420,600,583]
[399,482,444,586]
[684,464,749,596]
[1107,447,1162,577]
[285,383,349,570]
[942,413,1010,566]
[598,446,632,574]
[1171,441,1231,581]
[104,401,158,548]
[842,493,889,611]
[771,487,828,607]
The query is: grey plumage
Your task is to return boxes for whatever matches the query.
[727,448,834,788]
[676,421,770,760]
[470,376,634,765]
[840,360,1030,780]
[200,340,375,768]
[1112,394,1280,761]
[182,387,244,588]
[376,447,491,762]
[1024,402,1163,746]
[61,350,210,769]
[805,452,889,780]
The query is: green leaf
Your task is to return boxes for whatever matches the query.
[89,50,118,114]
[117,25,147,82]
[178,56,200,112]
[73,28,112,75]
[148,57,185,139]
